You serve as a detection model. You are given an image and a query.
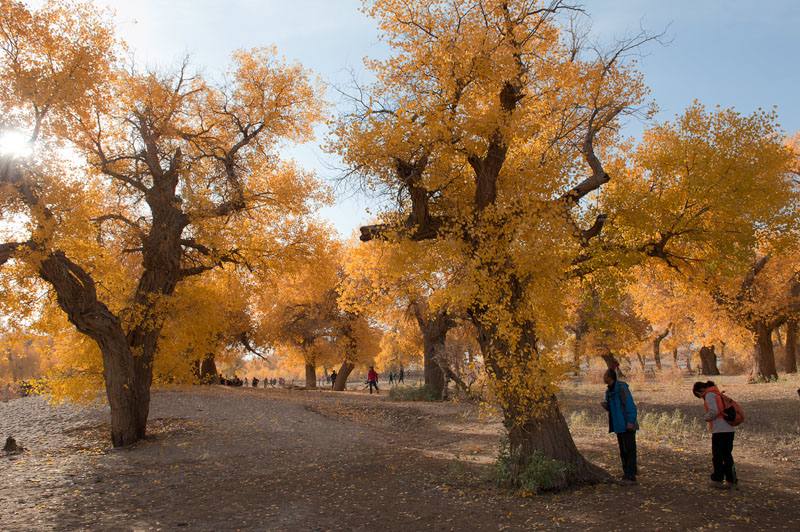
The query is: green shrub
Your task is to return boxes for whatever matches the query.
[387,384,438,402]
[490,438,575,494]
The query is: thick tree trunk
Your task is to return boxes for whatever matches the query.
[698,345,720,376]
[127,326,160,441]
[199,354,218,384]
[672,347,678,368]
[333,362,354,391]
[413,305,454,400]
[422,330,447,399]
[785,319,798,374]
[305,362,317,390]
[506,397,608,487]
[686,352,693,372]
[38,251,142,446]
[475,318,608,488]
[751,322,778,381]
[100,342,140,447]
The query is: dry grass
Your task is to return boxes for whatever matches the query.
[562,372,800,458]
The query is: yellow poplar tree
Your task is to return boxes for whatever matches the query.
[602,104,800,381]
[340,236,463,398]
[0,1,328,445]
[256,235,382,390]
[331,0,655,485]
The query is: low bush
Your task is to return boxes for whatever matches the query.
[490,438,575,495]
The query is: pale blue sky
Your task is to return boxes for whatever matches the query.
[37,1,800,236]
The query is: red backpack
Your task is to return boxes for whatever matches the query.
[713,391,745,426]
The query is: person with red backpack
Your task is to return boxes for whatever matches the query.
[693,381,740,489]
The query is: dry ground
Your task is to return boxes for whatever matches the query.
[1,374,798,532]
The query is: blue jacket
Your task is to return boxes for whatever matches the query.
[605,381,638,434]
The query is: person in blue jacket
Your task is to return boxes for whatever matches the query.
[600,368,639,485]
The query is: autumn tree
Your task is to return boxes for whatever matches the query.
[259,271,340,390]
[340,237,464,399]
[604,104,800,381]
[331,0,660,486]
[256,237,382,390]
[0,1,327,445]
[569,282,649,374]
[374,316,423,375]
[627,266,751,374]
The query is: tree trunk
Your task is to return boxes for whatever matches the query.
[652,327,669,371]
[506,396,608,486]
[100,342,140,447]
[652,347,661,370]
[635,353,646,371]
[413,305,454,400]
[698,345,720,376]
[475,318,608,488]
[333,362,354,391]
[672,347,678,369]
[199,353,218,384]
[422,329,447,399]
[38,251,142,446]
[600,353,623,377]
[305,362,317,390]
[7,348,17,382]
[751,321,778,381]
[571,324,587,375]
[785,319,798,374]
[129,329,157,441]
[685,351,693,372]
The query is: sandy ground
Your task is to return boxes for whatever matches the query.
[1,377,799,532]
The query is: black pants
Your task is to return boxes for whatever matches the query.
[711,432,736,483]
[369,381,379,394]
[616,431,637,480]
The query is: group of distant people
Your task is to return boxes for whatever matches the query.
[602,368,742,489]
[387,368,405,385]
[218,375,284,387]
[219,367,409,394]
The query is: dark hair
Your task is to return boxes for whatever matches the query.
[692,380,715,398]
[603,368,617,382]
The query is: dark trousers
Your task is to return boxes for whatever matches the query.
[616,431,637,480]
[711,432,736,483]
[368,381,379,394]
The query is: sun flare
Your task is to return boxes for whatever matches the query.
[0,130,34,157]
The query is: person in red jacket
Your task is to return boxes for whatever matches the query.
[367,367,379,394]
[693,381,737,489]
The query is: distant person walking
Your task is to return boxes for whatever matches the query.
[367,366,379,394]
[330,370,337,389]
[693,381,738,489]
[600,368,639,485]
[388,371,394,385]
[398,367,404,384]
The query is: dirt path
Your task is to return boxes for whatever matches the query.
[1,383,798,531]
